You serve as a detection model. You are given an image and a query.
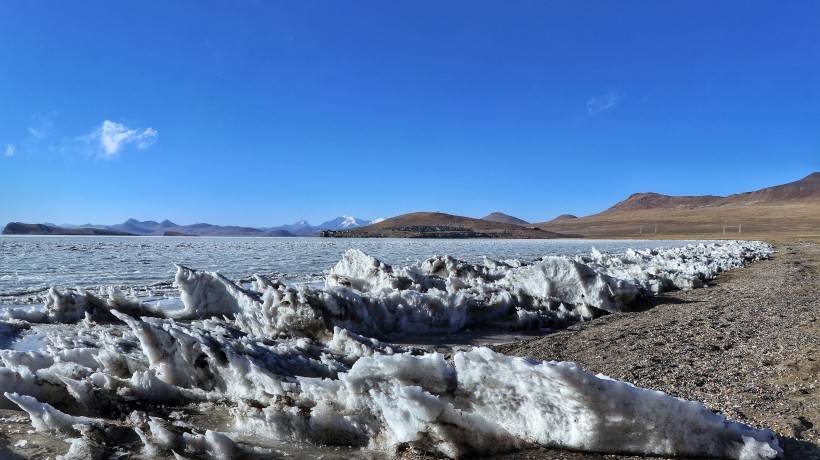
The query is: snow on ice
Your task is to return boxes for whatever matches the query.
[0,241,781,459]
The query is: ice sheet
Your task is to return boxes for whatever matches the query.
[0,241,780,459]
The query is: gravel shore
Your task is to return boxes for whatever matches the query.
[487,242,820,460]
[400,242,818,460]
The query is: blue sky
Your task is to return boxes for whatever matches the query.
[1,1,818,227]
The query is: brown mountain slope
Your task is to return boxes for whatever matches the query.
[323,212,562,239]
[607,172,820,212]
[606,193,724,211]
[730,171,820,203]
[546,214,578,222]
[535,173,820,240]
[481,212,529,226]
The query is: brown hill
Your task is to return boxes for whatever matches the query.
[606,193,723,212]
[548,214,578,222]
[322,212,562,239]
[481,212,529,226]
[535,173,820,240]
[607,172,820,212]
[729,171,820,203]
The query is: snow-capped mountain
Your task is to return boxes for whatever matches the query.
[266,220,313,232]
[23,216,386,237]
[317,216,370,230]
[263,216,380,236]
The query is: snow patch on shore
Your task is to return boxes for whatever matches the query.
[0,241,780,459]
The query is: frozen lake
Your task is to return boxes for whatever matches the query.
[1,235,708,306]
[0,236,780,459]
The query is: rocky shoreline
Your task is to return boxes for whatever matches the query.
[398,242,818,460]
[487,242,819,460]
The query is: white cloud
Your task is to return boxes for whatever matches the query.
[137,127,158,149]
[5,144,13,157]
[89,120,158,157]
[27,114,55,140]
[587,91,623,115]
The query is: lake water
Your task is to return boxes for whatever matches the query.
[1,235,707,306]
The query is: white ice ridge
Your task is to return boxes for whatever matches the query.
[0,328,782,459]
[237,348,781,459]
[0,241,772,340]
[0,241,781,458]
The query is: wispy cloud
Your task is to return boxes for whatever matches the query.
[5,144,14,157]
[84,120,158,158]
[586,91,623,115]
[27,114,55,140]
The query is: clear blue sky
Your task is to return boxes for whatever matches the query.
[1,1,818,227]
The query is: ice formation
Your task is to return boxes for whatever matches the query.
[0,241,781,459]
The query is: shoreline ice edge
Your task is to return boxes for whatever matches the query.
[0,240,781,459]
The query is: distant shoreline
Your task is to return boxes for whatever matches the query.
[1,222,296,238]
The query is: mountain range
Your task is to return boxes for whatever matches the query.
[259,216,385,236]
[3,216,386,237]
[535,172,820,239]
[5,173,819,239]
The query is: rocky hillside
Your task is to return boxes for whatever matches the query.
[606,172,820,212]
[481,212,529,226]
[535,172,820,239]
[323,212,562,239]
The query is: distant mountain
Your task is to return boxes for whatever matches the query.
[534,172,820,239]
[3,219,296,237]
[264,219,317,236]
[5,215,386,238]
[605,172,820,213]
[323,212,563,239]
[2,222,135,236]
[264,216,381,236]
[317,216,370,230]
[481,212,529,226]
[547,214,578,222]
[275,220,313,232]
[109,218,177,235]
[605,193,724,212]
[151,221,295,237]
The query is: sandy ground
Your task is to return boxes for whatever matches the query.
[2,242,818,459]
